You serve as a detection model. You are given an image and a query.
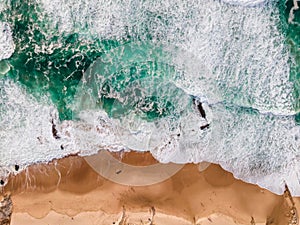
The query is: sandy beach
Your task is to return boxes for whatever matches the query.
[1,151,299,225]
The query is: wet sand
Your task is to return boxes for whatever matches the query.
[1,151,299,225]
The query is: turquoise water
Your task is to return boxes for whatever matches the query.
[0,0,300,195]
[0,1,123,120]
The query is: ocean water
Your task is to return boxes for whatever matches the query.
[0,0,300,195]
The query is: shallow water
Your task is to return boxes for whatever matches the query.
[0,0,300,195]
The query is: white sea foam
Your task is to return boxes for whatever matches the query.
[0,79,78,184]
[288,0,300,23]
[169,104,300,195]
[37,0,126,38]
[220,0,268,7]
[0,22,15,60]
[174,1,293,116]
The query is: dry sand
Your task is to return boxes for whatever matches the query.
[0,151,299,225]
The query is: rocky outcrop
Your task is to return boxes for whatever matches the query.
[0,194,12,225]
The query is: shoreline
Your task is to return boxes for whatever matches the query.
[1,152,299,224]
